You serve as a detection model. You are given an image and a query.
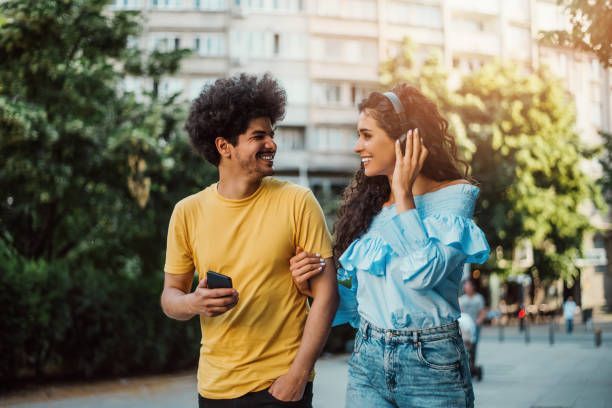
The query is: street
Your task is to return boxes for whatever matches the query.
[2,322,611,408]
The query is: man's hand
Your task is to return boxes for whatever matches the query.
[188,277,239,317]
[289,246,325,297]
[268,372,307,402]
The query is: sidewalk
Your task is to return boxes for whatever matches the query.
[2,323,611,408]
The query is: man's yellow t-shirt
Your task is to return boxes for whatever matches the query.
[164,177,333,399]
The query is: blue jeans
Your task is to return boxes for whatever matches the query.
[346,319,474,408]
[566,318,573,333]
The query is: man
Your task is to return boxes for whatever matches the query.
[459,279,487,345]
[563,296,577,334]
[161,74,339,407]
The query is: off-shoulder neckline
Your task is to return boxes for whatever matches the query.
[382,183,479,210]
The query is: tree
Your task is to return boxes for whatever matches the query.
[457,62,604,284]
[0,0,214,270]
[539,0,612,68]
[0,0,217,379]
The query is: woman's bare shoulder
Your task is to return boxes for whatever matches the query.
[427,179,472,194]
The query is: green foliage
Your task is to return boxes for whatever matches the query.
[0,0,217,380]
[0,239,201,381]
[598,131,612,200]
[539,0,612,68]
[459,62,604,282]
[380,40,603,284]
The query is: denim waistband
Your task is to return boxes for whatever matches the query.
[358,318,460,343]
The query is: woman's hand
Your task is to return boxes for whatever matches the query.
[289,246,326,297]
[391,128,428,212]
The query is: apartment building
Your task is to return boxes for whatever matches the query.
[111,0,612,310]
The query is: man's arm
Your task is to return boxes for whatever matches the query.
[161,272,239,320]
[268,258,339,401]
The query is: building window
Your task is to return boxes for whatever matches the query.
[195,0,227,10]
[150,34,182,51]
[151,0,185,9]
[159,78,185,99]
[274,33,280,55]
[194,34,226,57]
[311,37,377,64]
[591,59,601,81]
[311,127,357,152]
[313,83,342,105]
[351,85,376,105]
[110,0,142,9]
[316,0,376,20]
[230,30,275,58]
[276,127,305,151]
[386,2,442,28]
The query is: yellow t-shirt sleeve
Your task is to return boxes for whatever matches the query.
[164,203,195,274]
[295,190,333,259]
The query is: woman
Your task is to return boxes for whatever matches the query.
[290,84,490,407]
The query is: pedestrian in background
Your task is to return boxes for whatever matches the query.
[290,84,490,407]
[459,279,487,346]
[563,296,578,334]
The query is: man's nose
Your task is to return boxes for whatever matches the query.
[265,136,277,151]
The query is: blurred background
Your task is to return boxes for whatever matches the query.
[1,0,611,406]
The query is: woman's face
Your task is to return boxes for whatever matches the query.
[354,110,396,177]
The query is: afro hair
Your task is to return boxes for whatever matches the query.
[185,73,287,166]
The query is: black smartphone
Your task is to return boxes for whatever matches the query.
[206,270,233,289]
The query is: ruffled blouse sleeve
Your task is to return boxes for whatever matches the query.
[379,207,490,291]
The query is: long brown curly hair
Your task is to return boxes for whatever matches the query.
[333,84,473,262]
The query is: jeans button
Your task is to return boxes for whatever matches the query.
[386,331,392,338]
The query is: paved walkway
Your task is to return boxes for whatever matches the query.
[2,322,611,408]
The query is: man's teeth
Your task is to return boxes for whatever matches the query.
[361,157,372,163]
[259,154,274,160]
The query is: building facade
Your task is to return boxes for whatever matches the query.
[111,0,612,310]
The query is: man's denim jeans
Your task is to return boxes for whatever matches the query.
[346,319,474,408]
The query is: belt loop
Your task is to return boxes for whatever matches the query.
[413,331,418,343]
[362,321,369,341]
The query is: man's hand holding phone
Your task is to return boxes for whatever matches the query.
[188,274,238,317]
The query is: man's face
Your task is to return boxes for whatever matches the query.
[463,281,475,296]
[231,117,277,178]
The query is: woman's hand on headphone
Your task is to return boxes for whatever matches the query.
[391,128,428,207]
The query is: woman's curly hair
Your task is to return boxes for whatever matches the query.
[333,84,473,262]
[185,73,286,166]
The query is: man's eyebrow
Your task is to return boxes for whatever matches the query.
[251,129,273,135]
[358,128,371,132]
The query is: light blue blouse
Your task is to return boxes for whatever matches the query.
[333,184,490,330]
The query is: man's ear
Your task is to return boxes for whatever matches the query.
[215,137,232,159]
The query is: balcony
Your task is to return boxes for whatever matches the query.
[310,106,359,126]
[309,18,378,38]
[449,32,500,56]
[310,62,378,82]
[448,0,500,16]
[146,10,227,30]
[180,57,228,75]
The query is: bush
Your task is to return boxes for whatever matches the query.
[0,240,200,382]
